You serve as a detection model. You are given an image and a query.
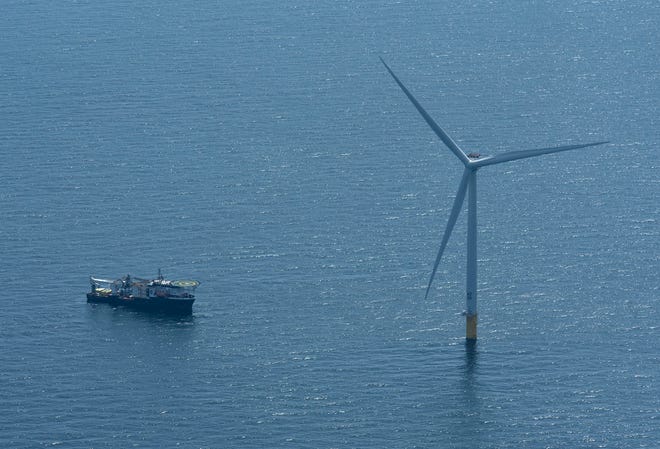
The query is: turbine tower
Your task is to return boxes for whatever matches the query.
[380,58,608,340]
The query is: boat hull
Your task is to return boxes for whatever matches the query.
[86,293,118,304]
[87,293,194,315]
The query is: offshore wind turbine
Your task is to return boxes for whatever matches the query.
[380,58,608,340]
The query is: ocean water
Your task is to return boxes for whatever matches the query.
[1,0,658,447]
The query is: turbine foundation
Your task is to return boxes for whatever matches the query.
[466,314,477,340]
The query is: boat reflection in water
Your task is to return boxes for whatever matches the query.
[87,270,200,315]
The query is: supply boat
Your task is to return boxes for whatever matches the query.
[87,270,199,315]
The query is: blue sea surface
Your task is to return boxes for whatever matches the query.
[1,0,658,447]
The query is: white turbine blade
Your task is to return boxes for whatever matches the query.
[425,168,471,300]
[473,141,609,168]
[380,58,470,166]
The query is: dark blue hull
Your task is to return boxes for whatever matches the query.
[87,293,194,315]
[86,293,117,304]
